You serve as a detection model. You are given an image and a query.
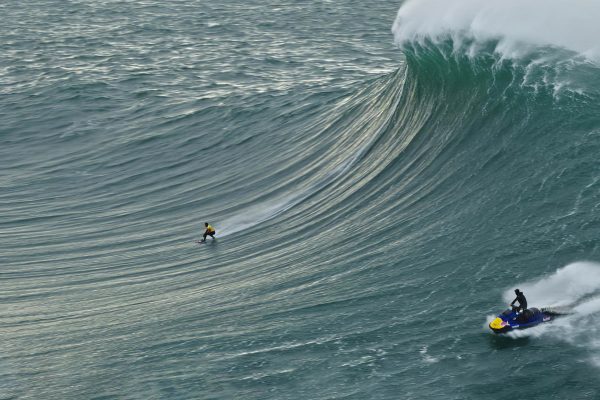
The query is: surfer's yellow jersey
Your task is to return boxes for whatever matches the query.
[206,224,215,234]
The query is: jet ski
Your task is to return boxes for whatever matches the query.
[489,306,564,334]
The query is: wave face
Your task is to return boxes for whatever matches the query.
[2,1,600,399]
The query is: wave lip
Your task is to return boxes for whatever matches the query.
[392,0,600,62]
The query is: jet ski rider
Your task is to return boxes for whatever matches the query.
[510,289,527,313]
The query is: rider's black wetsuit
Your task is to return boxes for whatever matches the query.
[511,292,527,312]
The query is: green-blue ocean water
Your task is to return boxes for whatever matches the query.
[2,1,600,399]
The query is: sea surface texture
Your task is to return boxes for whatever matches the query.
[2,1,600,399]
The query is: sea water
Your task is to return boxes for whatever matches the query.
[2,1,600,398]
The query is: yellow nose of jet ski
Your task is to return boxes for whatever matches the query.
[489,317,509,333]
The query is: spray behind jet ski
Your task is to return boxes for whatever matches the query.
[487,263,600,367]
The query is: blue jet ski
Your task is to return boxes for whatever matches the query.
[489,306,561,334]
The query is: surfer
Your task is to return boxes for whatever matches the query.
[201,222,216,242]
[510,289,527,313]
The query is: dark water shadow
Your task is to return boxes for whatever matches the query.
[486,333,531,350]
[486,334,531,350]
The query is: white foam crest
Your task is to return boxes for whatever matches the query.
[392,0,600,62]
[419,346,439,364]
